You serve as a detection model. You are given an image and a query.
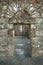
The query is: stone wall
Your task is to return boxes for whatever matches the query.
[0,0,43,57]
[0,17,8,56]
[31,18,43,57]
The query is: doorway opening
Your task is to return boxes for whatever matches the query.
[13,23,31,58]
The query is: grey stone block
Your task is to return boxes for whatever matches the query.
[0,37,8,45]
[0,29,7,37]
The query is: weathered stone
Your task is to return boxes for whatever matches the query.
[0,37,7,45]
[0,0,43,57]
[0,29,7,37]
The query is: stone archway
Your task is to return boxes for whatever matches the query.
[0,0,43,57]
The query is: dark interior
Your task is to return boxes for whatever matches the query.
[13,24,31,57]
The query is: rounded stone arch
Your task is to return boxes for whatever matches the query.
[4,0,42,57]
[0,0,43,57]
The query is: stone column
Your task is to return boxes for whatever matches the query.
[8,24,15,56]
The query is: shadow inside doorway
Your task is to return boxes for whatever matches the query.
[13,24,31,58]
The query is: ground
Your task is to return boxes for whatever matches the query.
[0,57,43,65]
